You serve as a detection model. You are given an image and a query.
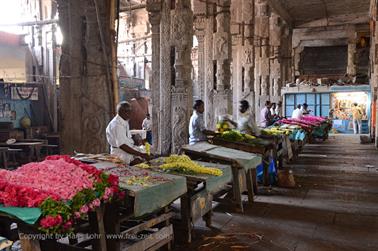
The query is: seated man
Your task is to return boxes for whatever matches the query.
[106,102,150,165]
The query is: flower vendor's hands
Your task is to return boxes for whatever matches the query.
[144,154,155,161]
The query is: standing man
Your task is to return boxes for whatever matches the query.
[142,113,152,145]
[275,101,283,117]
[351,103,363,134]
[260,101,273,128]
[106,101,150,164]
[270,103,277,116]
[189,100,214,145]
[227,100,261,136]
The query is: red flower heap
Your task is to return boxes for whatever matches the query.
[0,159,94,207]
[0,155,120,234]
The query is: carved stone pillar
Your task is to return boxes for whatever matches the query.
[58,0,114,153]
[171,0,193,153]
[204,4,215,128]
[213,0,232,119]
[147,0,161,153]
[194,16,206,100]
[254,0,270,117]
[159,0,172,154]
[269,13,282,100]
[241,0,255,118]
[281,24,293,86]
[214,0,231,91]
[347,42,357,76]
[231,0,242,119]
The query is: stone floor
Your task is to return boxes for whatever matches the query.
[177,135,378,251]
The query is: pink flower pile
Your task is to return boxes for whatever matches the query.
[0,159,95,207]
[279,119,313,130]
[302,115,327,123]
[0,155,122,234]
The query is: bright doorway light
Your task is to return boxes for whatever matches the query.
[55,27,63,45]
[0,0,33,34]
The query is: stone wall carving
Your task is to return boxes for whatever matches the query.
[171,88,189,152]
[171,0,193,153]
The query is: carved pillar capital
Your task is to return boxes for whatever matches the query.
[194,15,206,31]
[146,0,162,12]
[147,0,162,29]
[148,12,161,27]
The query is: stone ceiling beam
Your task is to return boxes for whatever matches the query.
[267,0,293,27]
[296,13,370,28]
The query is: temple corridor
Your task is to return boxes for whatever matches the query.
[181,135,378,251]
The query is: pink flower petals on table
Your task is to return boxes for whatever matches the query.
[0,155,121,234]
[0,159,95,207]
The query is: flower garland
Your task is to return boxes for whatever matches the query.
[160,155,223,176]
[0,155,123,234]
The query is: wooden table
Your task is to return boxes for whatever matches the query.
[259,135,285,168]
[92,161,187,251]
[180,142,262,213]
[0,142,45,162]
[210,137,275,186]
[0,206,108,251]
[147,159,232,243]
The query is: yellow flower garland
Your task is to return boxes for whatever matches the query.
[161,155,223,176]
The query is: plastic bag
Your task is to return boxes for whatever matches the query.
[256,158,277,185]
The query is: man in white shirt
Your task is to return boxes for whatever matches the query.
[189,100,213,145]
[301,103,311,115]
[292,104,303,120]
[228,100,261,136]
[270,103,277,116]
[106,102,150,164]
[275,101,282,117]
[142,113,152,145]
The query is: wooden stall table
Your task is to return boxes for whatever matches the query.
[180,142,262,213]
[210,137,275,186]
[146,159,232,243]
[92,161,187,251]
[259,135,285,168]
[0,205,108,251]
[0,141,44,162]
